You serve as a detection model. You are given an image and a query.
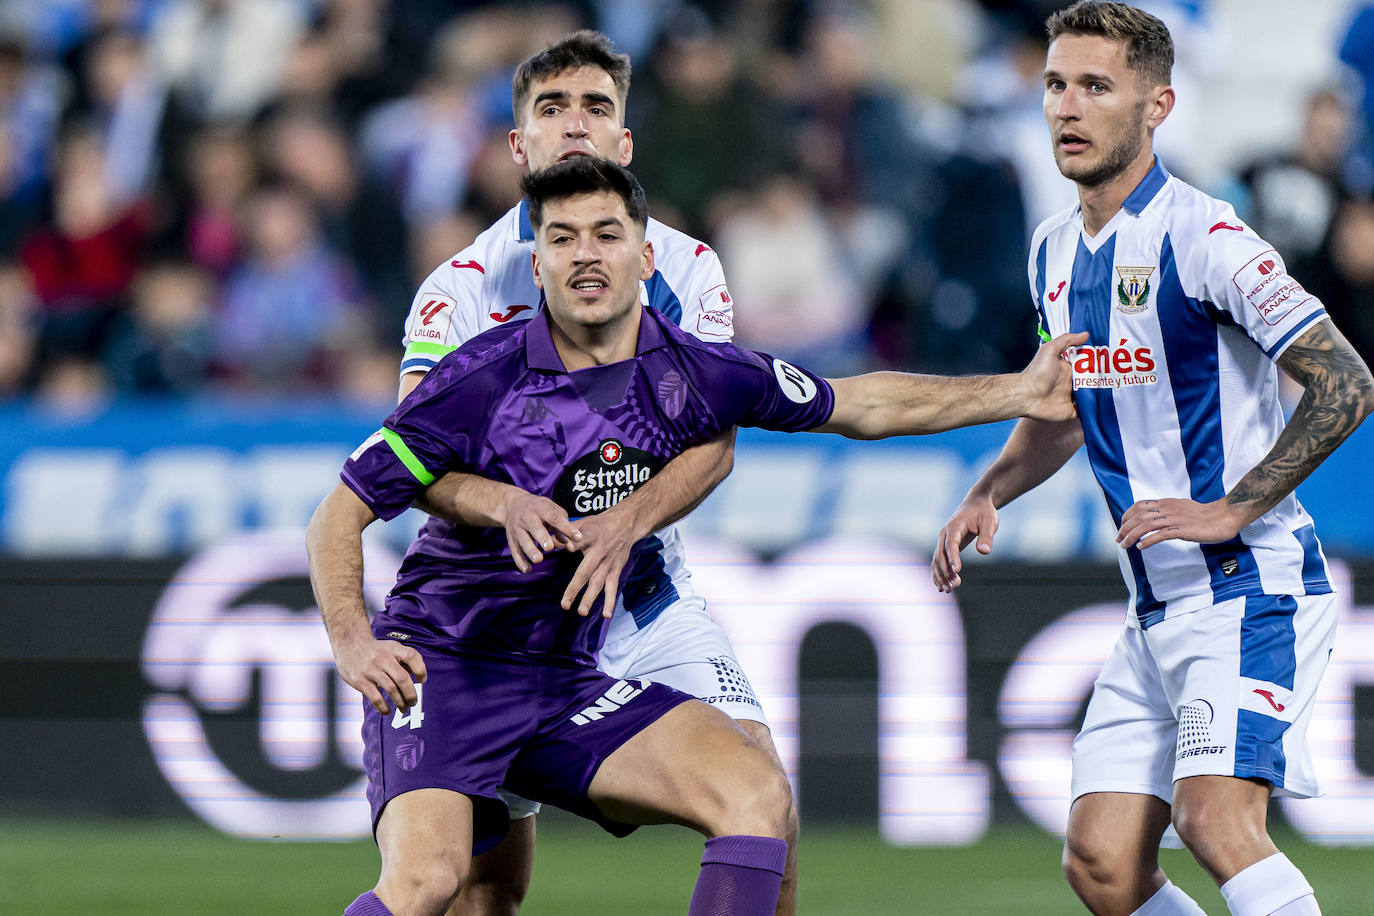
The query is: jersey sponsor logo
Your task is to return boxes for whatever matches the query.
[1115,266,1153,313]
[1232,249,1311,326]
[570,678,649,725]
[1176,699,1227,759]
[1209,221,1244,234]
[1069,339,1158,391]
[450,259,484,272]
[409,295,456,343]
[658,370,686,419]
[695,302,732,340]
[349,430,386,461]
[773,358,818,404]
[489,304,532,323]
[1047,280,1066,302]
[552,439,663,517]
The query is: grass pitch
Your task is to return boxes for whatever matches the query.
[2,816,1370,914]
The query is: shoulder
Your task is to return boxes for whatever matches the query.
[1029,203,1080,256]
[415,320,528,395]
[646,217,723,276]
[1153,178,1272,280]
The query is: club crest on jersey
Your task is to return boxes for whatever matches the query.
[658,370,686,419]
[1115,266,1154,313]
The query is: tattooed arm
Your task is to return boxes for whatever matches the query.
[1116,319,1374,549]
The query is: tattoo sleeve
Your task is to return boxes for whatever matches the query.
[1227,319,1374,523]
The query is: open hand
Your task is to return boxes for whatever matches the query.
[1116,497,1244,550]
[932,495,999,592]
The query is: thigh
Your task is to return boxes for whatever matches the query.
[599,595,769,726]
[1071,625,1178,805]
[375,788,474,900]
[1149,594,1337,797]
[585,699,772,831]
[362,648,535,853]
[502,668,694,835]
[1066,790,1172,866]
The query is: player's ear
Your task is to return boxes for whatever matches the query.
[531,250,544,289]
[1145,85,1174,131]
[510,127,528,167]
[640,239,654,280]
[618,128,633,166]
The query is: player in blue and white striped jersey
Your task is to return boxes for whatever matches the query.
[934,4,1372,916]
[392,32,791,916]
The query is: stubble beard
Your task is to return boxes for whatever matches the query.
[1056,101,1149,189]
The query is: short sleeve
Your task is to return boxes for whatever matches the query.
[340,383,482,519]
[1190,218,1328,359]
[688,344,835,432]
[399,250,493,377]
[677,244,735,344]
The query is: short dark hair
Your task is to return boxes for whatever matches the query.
[1046,1,1173,88]
[521,158,649,231]
[511,30,631,122]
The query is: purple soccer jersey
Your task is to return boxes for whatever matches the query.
[342,305,834,667]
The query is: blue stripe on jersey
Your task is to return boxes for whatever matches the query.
[1069,235,1164,624]
[1123,157,1169,213]
[621,535,678,628]
[1158,234,1261,601]
[518,199,534,242]
[1293,523,1333,593]
[645,270,684,325]
[1263,309,1326,359]
[1034,239,1050,337]
[1235,594,1298,785]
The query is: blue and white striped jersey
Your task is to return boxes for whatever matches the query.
[398,200,735,642]
[1029,158,1333,628]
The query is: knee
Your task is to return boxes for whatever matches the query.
[721,759,793,839]
[382,855,469,916]
[1062,833,1155,913]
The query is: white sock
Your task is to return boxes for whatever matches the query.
[1220,853,1319,915]
[1131,880,1208,915]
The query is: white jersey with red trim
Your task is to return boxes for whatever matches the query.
[398,199,735,645]
[400,199,733,376]
[1028,158,1333,629]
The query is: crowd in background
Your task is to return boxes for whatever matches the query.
[3,0,1374,411]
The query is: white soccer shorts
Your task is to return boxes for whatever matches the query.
[499,594,767,821]
[1071,592,1337,805]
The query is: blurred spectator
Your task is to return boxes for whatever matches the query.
[104,260,214,394]
[20,127,151,363]
[149,0,307,123]
[632,6,787,236]
[158,123,256,276]
[263,110,409,321]
[34,353,112,416]
[213,184,364,392]
[715,174,868,375]
[1238,89,1355,267]
[408,212,483,286]
[0,261,37,396]
[0,34,63,255]
[63,25,196,203]
[1301,198,1374,363]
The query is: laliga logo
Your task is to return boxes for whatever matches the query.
[140,530,400,839]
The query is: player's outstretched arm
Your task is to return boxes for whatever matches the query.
[815,332,1087,439]
[307,484,426,715]
[1118,319,1374,550]
[562,428,736,619]
[932,416,1085,591]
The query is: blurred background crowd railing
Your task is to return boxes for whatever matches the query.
[4,0,1374,412]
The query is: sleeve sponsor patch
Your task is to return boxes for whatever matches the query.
[407,294,457,344]
[1231,249,1313,326]
[349,430,386,462]
[696,284,733,339]
[773,358,817,404]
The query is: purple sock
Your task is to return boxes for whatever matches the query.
[688,835,788,916]
[343,890,394,916]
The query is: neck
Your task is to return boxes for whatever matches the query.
[1078,149,1156,236]
[550,306,641,370]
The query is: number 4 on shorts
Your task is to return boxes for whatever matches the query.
[391,682,425,730]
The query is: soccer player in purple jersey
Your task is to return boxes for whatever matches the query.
[310,157,1083,916]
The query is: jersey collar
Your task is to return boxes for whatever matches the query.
[516,199,535,242]
[1121,156,1170,214]
[525,305,672,372]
